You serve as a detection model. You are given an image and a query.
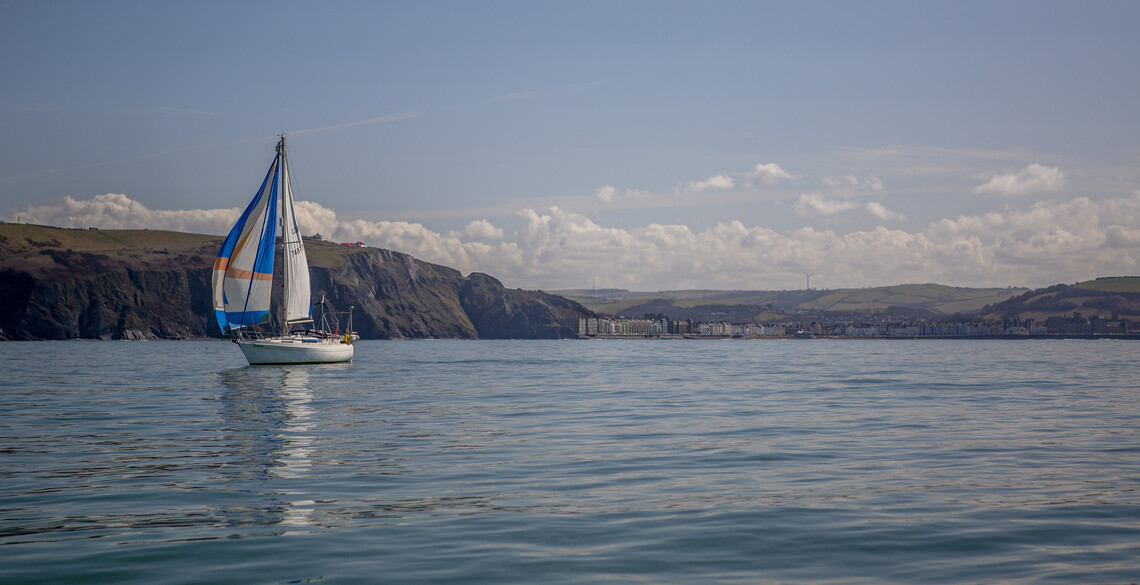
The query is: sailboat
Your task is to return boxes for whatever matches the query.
[211,135,355,365]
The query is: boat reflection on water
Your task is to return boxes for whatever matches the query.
[215,364,349,532]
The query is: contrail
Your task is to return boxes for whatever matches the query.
[288,112,420,136]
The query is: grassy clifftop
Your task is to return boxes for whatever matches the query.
[0,223,219,276]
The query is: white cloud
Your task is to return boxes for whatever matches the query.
[595,185,616,203]
[865,202,906,221]
[749,163,793,186]
[794,193,860,216]
[462,219,504,240]
[975,163,1065,196]
[685,174,735,193]
[11,193,241,234]
[822,175,859,189]
[865,175,884,191]
[11,191,1140,290]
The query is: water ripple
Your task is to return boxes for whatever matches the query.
[2,340,1139,584]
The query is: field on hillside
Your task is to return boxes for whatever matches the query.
[1,222,217,253]
[1075,277,1140,293]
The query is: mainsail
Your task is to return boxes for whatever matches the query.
[278,138,312,326]
[212,154,280,332]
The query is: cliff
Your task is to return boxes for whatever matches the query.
[0,223,590,341]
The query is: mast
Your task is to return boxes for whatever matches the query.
[277,134,314,334]
[277,135,287,336]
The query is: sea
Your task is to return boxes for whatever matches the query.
[2,339,1139,584]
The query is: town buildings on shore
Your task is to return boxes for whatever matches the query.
[570,312,1137,339]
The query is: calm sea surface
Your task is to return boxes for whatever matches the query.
[2,339,1139,584]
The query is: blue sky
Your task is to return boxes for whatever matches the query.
[4,1,1140,290]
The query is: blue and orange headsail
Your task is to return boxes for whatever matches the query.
[211,151,280,333]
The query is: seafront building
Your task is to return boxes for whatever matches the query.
[570,314,1135,339]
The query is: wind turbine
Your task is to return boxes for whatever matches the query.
[803,272,815,290]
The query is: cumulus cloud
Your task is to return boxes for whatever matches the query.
[685,174,735,193]
[794,193,861,216]
[11,193,241,234]
[462,219,504,240]
[865,202,906,221]
[749,163,793,186]
[10,191,1140,290]
[975,163,1065,196]
[595,185,616,203]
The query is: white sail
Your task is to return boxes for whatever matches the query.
[278,138,312,326]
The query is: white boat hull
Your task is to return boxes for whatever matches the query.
[238,336,354,365]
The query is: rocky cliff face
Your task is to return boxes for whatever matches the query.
[0,223,591,341]
[1,262,216,340]
[459,272,586,339]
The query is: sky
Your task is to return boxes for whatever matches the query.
[3,1,1140,291]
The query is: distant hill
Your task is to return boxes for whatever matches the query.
[0,223,590,340]
[983,278,1140,321]
[554,284,1029,322]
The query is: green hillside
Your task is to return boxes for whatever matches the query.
[799,284,1023,313]
[985,282,1140,321]
[556,284,1028,320]
[1074,277,1140,293]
